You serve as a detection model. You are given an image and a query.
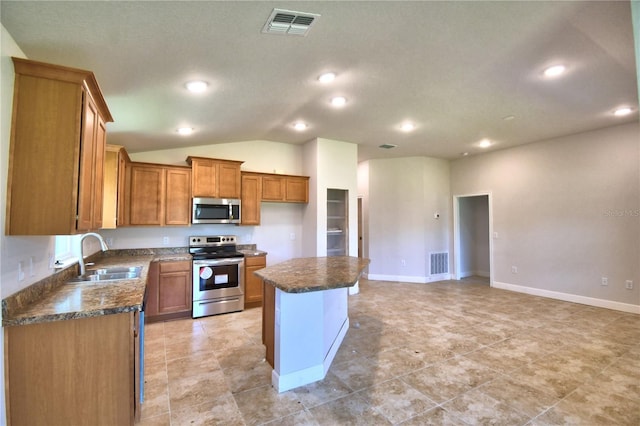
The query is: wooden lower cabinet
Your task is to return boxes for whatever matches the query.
[262,282,275,367]
[146,260,193,322]
[244,255,266,308]
[5,312,139,425]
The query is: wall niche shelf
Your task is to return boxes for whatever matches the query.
[327,189,348,256]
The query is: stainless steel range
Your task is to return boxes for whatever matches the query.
[190,235,245,318]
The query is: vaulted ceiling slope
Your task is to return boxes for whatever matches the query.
[1,1,638,161]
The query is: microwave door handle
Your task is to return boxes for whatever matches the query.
[229,204,233,219]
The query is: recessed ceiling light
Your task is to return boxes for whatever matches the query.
[177,127,194,135]
[478,138,492,148]
[293,122,308,131]
[400,122,415,132]
[185,80,208,93]
[613,107,633,116]
[461,152,469,156]
[502,115,516,121]
[543,65,566,78]
[318,72,336,83]
[330,96,347,107]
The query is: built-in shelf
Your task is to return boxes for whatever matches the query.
[327,189,348,256]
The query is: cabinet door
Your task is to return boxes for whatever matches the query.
[76,92,98,231]
[117,149,130,227]
[261,175,285,201]
[191,158,217,198]
[165,168,191,225]
[241,174,261,225]
[92,115,107,229]
[145,262,160,317]
[245,256,266,305]
[285,176,309,203]
[129,165,165,226]
[217,162,242,198]
[158,261,192,314]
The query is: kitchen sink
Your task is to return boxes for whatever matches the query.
[69,266,142,283]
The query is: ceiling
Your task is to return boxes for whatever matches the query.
[1,1,638,162]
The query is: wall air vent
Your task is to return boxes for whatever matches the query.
[430,252,449,275]
[262,8,320,36]
[379,144,397,149]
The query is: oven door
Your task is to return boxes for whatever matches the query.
[193,258,244,301]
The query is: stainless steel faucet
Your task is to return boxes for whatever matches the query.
[78,232,109,276]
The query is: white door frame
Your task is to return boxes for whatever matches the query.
[453,192,494,286]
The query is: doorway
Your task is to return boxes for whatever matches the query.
[453,193,493,285]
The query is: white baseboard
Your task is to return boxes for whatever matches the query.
[460,270,490,278]
[367,273,452,283]
[493,281,640,314]
[272,317,350,393]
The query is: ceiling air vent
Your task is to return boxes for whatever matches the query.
[379,144,397,149]
[262,8,320,36]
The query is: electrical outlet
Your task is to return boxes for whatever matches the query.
[601,277,608,286]
[401,259,406,266]
[29,256,35,277]
[106,237,114,247]
[511,266,518,274]
[163,236,169,245]
[290,233,296,240]
[626,280,634,290]
[49,253,55,270]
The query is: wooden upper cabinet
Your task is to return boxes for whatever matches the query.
[5,57,113,235]
[129,164,165,226]
[261,175,286,201]
[285,176,309,203]
[127,162,191,227]
[240,173,261,226]
[258,173,309,203]
[165,168,191,225]
[186,156,243,199]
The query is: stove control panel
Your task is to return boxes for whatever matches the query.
[190,235,237,246]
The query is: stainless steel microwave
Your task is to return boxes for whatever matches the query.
[192,198,241,224]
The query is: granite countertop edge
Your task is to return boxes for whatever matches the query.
[254,256,370,294]
[2,247,192,327]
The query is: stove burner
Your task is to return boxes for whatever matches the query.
[189,235,244,260]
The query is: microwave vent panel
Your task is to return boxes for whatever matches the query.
[262,9,320,36]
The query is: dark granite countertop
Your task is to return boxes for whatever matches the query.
[2,248,191,327]
[254,256,370,293]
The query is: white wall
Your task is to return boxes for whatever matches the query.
[451,122,640,311]
[301,138,358,257]
[361,156,451,282]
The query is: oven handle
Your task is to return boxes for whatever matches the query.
[193,258,244,267]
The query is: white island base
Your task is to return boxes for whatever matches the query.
[272,286,349,392]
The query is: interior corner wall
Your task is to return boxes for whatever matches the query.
[357,162,370,262]
[363,156,450,283]
[301,138,358,257]
[450,122,640,312]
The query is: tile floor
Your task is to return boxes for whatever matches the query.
[139,277,640,425]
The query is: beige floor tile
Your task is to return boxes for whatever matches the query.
[357,378,437,424]
[294,371,353,409]
[170,393,245,426]
[140,278,639,425]
[233,385,303,426]
[478,376,559,418]
[401,356,499,403]
[397,406,467,425]
[168,370,231,411]
[166,351,221,381]
[442,388,531,425]
[307,392,392,425]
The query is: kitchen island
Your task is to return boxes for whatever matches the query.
[255,256,370,392]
